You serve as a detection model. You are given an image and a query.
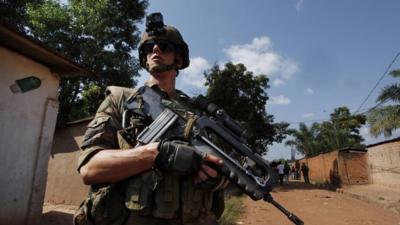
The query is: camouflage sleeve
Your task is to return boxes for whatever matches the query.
[77,94,123,172]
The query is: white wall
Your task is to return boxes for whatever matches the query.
[0,46,59,225]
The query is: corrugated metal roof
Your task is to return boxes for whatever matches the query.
[0,24,97,78]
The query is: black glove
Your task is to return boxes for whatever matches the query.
[155,140,205,175]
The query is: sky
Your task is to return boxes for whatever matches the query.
[135,0,400,160]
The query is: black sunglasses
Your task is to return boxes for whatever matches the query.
[143,39,176,54]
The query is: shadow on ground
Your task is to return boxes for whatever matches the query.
[272,180,338,193]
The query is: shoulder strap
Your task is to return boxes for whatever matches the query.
[125,86,165,120]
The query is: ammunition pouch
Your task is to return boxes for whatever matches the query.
[73,185,129,225]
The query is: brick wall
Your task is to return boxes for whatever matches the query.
[367,139,400,189]
[298,149,369,185]
[299,151,339,184]
[338,151,369,185]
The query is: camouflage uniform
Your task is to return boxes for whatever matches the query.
[74,80,225,225]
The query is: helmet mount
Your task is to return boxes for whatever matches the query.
[145,12,166,36]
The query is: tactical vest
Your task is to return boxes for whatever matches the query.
[118,85,217,224]
[75,85,224,225]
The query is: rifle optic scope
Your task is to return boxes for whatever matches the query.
[194,95,252,141]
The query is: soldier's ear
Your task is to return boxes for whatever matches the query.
[175,54,183,69]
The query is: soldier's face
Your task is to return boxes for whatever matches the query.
[145,40,176,67]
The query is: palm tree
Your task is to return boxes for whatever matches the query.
[368,69,400,137]
[285,123,320,157]
[286,107,366,157]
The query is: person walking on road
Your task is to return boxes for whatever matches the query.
[277,161,285,185]
[283,161,290,183]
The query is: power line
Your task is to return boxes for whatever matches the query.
[287,105,382,125]
[354,50,400,113]
[356,100,389,115]
[281,51,400,126]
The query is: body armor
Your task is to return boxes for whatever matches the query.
[75,84,224,225]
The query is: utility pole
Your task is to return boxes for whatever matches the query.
[291,148,295,161]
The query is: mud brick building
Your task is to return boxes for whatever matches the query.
[299,148,369,185]
[44,118,92,206]
[367,137,400,189]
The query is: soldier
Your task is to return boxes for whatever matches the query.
[74,13,227,225]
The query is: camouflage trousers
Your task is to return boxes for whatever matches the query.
[124,211,219,225]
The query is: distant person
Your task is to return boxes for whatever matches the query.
[284,161,290,183]
[277,161,285,185]
[301,162,310,184]
[270,161,278,173]
[291,165,296,180]
[295,161,301,180]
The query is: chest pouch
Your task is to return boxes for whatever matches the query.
[121,86,216,221]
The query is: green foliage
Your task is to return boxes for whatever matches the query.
[204,62,289,154]
[286,107,366,157]
[367,69,400,137]
[0,0,44,32]
[218,196,245,225]
[82,83,104,114]
[2,0,148,123]
[368,105,400,138]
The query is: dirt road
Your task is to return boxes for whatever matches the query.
[42,182,400,225]
[237,182,400,225]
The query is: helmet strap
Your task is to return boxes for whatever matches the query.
[146,62,178,74]
[146,56,182,75]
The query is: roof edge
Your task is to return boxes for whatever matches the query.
[0,24,97,78]
[367,136,400,148]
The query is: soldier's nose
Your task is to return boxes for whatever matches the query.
[153,44,162,53]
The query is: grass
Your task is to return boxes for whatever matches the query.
[218,196,246,225]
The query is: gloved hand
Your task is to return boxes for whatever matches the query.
[155,140,205,175]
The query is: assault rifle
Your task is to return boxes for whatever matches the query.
[125,86,304,225]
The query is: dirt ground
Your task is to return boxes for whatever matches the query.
[237,181,400,225]
[42,181,400,225]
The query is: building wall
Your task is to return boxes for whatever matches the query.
[44,122,90,205]
[367,140,400,189]
[300,151,339,184]
[338,152,369,185]
[0,46,59,225]
[299,150,369,185]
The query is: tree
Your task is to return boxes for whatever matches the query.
[367,69,400,137]
[1,0,148,123]
[285,122,320,157]
[0,0,44,32]
[285,106,366,157]
[204,62,289,155]
[327,107,366,149]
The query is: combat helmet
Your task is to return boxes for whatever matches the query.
[139,13,189,72]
